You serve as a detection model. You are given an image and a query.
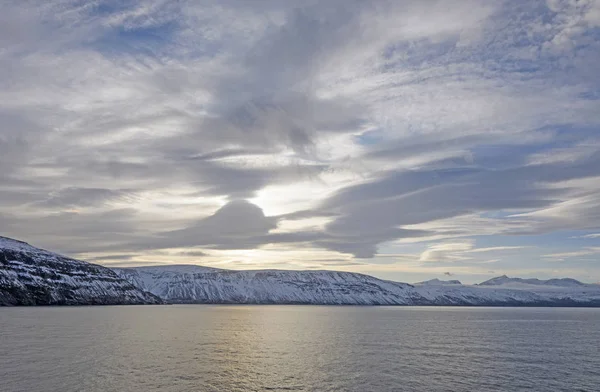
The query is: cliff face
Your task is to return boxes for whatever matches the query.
[0,237,160,306]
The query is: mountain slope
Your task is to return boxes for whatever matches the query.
[113,266,600,306]
[113,266,426,305]
[0,237,160,306]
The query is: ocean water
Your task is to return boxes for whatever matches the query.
[1,306,599,392]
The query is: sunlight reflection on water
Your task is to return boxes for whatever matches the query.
[1,306,599,392]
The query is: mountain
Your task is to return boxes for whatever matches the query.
[416,278,463,286]
[113,265,600,307]
[112,265,425,305]
[2,235,600,307]
[0,236,160,306]
[479,275,586,288]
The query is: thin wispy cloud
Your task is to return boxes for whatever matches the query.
[1,0,599,283]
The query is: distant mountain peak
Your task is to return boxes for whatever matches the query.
[416,278,462,286]
[479,275,584,287]
[479,275,511,285]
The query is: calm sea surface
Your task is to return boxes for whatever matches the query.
[1,306,599,392]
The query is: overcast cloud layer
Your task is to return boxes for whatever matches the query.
[1,0,599,283]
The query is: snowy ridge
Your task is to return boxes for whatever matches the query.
[113,266,600,306]
[0,236,73,259]
[416,278,462,286]
[0,236,160,306]
[478,275,585,288]
[113,266,422,305]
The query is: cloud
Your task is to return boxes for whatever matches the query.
[420,241,475,263]
[34,187,138,209]
[467,246,529,253]
[0,208,146,255]
[578,233,600,239]
[544,0,600,53]
[0,0,599,280]
[310,150,600,257]
[148,200,278,250]
[175,250,208,258]
[87,254,134,262]
[542,247,600,261]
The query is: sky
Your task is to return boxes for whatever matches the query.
[1,0,600,284]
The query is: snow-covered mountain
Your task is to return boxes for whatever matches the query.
[416,278,463,286]
[0,236,160,306]
[112,265,424,305]
[479,275,585,288]
[113,265,600,307]
[2,235,599,307]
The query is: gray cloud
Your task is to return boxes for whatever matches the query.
[34,187,138,209]
[175,250,208,258]
[149,200,278,250]
[310,151,600,257]
[87,254,134,262]
[188,148,275,161]
[0,208,145,255]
